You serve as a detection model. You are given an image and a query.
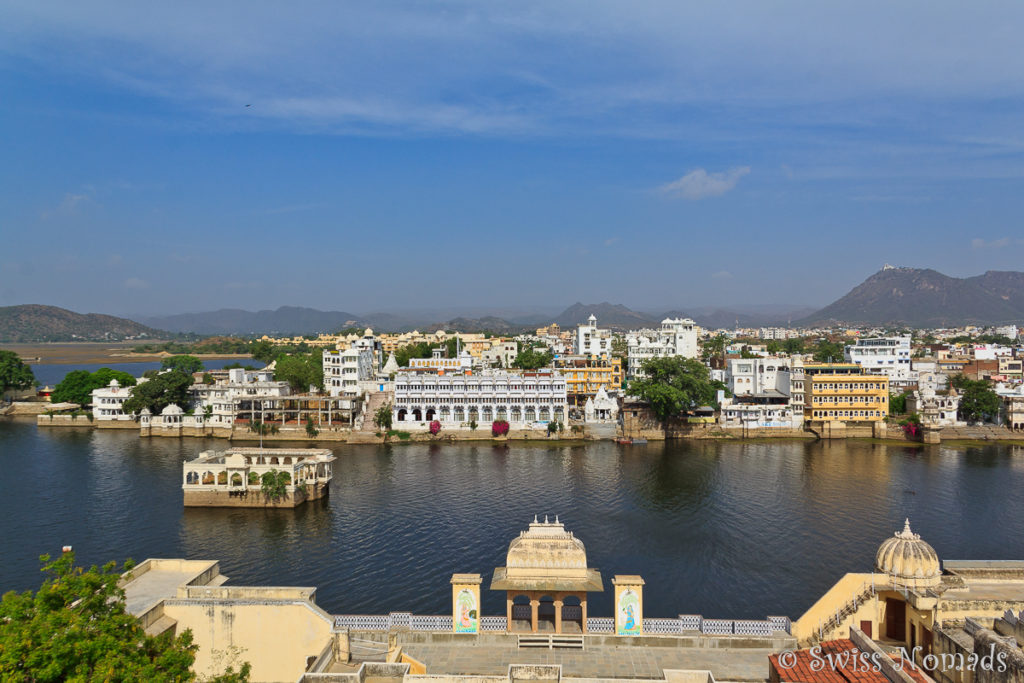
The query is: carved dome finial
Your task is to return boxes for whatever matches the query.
[876,518,941,588]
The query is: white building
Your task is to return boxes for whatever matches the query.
[323,332,378,397]
[480,340,518,368]
[190,368,292,427]
[726,357,795,397]
[575,315,614,356]
[906,385,961,427]
[626,318,699,379]
[719,400,802,429]
[844,336,914,381]
[584,386,618,423]
[91,379,136,422]
[408,347,473,373]
[995,325,1019,340]
[393,370,567,428]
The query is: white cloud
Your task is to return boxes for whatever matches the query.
[970,237,1014,249]
[604,237,619,247]
[41,192,92,219]
[123,277,150,289]
[711,270,733,280]
[659,167,751,200]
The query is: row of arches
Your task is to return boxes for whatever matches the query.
[396,406,565,423]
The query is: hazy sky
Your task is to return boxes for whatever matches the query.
[2,1,1023,316]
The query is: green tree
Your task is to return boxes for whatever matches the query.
[260,470,290,500]
[0,350,36,394]
[700,334,727,362]
[373,403,393,431]
[305,417,319,438]
[626,356,727,426]
[812,340,846,363]
[122,371,194,415]
[0,551,250,682]
[782,338,806,355]
[161,355,204,375]
[249,340,277,364]
[952,376,1002,423]
[512,346,553,370]
[610,336,628,359]
[51,368,136,406]
[889,391,911,415]
[273,351,324,392]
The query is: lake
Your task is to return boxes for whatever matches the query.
[1,420,1022,620]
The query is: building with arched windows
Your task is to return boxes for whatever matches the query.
[392,370,567,428]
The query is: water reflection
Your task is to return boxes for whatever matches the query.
[2,419,1022,620]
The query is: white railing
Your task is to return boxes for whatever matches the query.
[331,612,791,636]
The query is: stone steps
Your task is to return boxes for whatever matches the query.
[517,634,584,649]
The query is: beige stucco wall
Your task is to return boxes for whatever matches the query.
[162,599,333,683]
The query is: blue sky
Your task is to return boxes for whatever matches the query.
[2,1,1023,316]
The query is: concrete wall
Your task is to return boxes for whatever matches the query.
[184,481,329,508]
[161,599,334,683]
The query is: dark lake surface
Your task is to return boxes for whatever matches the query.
[2,420,1022,619]
[30,359,266,387]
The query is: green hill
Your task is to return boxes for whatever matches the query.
[0,305,166,342]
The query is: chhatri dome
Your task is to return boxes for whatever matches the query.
[491,516,603,592]
[875,519,941,587]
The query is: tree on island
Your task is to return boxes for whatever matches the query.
[0,551,249,681]
[122,371,194,416]
[0,350,35,395]
[161,355,204,375]
[626,356,727,427]
[51,368,136,407]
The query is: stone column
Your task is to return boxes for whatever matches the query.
[506,595,513,632]
[530,597,539,633]
[581,597,588,633]
[554,596,563,634]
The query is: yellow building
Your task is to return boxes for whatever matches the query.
[804,366,888,422]
[552,355,623,406]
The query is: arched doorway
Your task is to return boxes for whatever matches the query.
[425,408,436,421]
[538,595,556,632]
[562,595,583,633]
[397,408,407,422]
[511,595,531,632]
[412,408,422,421]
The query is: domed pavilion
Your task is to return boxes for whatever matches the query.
[490,516,603,633]
[875,518,942,590]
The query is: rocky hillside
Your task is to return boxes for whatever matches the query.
[800,267,1024,326]
[0,305,166,342]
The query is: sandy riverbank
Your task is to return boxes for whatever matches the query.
[0,342,253,365]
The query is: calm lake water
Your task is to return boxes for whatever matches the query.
[30,359,266,387]
[2,420,1023,620]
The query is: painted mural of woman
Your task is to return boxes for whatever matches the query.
[456,589,478,632]
[617,588,640,634]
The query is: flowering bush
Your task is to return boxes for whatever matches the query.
[429,420,441,435]
[899,412,922,438]
[491,420,510,437]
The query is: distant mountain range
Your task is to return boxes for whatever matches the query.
[8,267,1018,342]
[140,306,365,336]
[798,267,1024,326]
[0,305,165,343]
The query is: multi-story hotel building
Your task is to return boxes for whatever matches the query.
[804,368,889,422]
[393,370,567,427]
[626,318,699,379]
[844,336,914,382]
[552,354,622,406]
[575,315,615,356]
[323,333,378,397]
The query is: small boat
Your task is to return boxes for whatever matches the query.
[631,438,648,445]
[616,438,633,445]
